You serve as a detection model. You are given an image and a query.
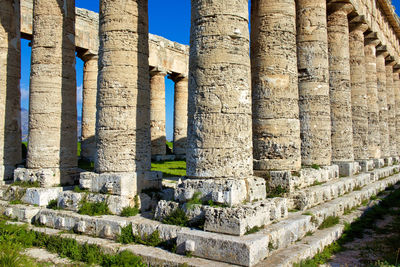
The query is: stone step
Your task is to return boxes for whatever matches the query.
[288,165,398,210]
[256,211,362,267]
[5,222,236,267]
[175,173,400,266]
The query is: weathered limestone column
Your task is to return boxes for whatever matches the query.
[393,70,400,157]
[364,35,381,161]
[385,59,397,157]
[170,74,188,159]
[80,54,98,162]
[187,0,253,179]
[95,0,152,195]
[177,0,265,206]
[251,0,301,171]
[349,19,369,162]
[327,3,355,173]
[296,0,332,166]
[376,51,390,159]
[0,0,22,181]
[150,70,167,157]
[27,0,77,186]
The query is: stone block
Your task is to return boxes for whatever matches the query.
[265,165,339,193]
[4,205,40,223]
[357,159,375,172]
[204,199,287,236]
[384,157,393,166]
[14,167,60,187]
[154,200,179,221]
[58,191,134,215]
[22,187,62,206]
[333,161,361,177]
[80,171,162,197]
[174,177,266,206]
[374,159,385,168]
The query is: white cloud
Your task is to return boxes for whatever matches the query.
[20,84,29,101]
[77,84,83,106]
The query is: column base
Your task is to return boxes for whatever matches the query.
[333,161,361,177]
[80,170,162,197]
[373,158,385,168]
[254,165,339,193]
[356,159,375,172]
[174,177,266,206]
[13,167,79,187]
[384,157,393,166]
[151,155,176,162]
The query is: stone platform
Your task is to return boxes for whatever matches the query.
[0,164,399,266]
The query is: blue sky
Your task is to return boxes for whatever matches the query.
[20,1,400,141]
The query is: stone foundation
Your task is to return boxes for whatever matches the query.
[14,167,79,187]
[174,177,266,206]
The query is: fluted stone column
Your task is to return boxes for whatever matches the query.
[187,0,253,179]
[376,51,390,159]
[364,39,381,160]
[349,20,369,162]
[0,0,22,182]
[297,0,332,166]
[27,0,77,186]
[150,70,167,157]
[251,0,301,172]
[385,60,397,157]
[81,54,98,162]
[393,71,400,156]
[170,74,188,159]
[327,4,355,168]
[95,0,152,195]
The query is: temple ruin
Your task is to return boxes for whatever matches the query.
[1,0,400,266]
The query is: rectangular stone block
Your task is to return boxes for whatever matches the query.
[333,161,361,177]
[204,198,287,236]
[357,159,375,172]
[22,187,63,206]
[14,167,60,187]
[373,159,385,169]
[174,177,266,206]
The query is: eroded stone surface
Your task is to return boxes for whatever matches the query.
[187,0,253,179]
[251,0,301,172]
[27,0,77,186]
[0,0,22,182]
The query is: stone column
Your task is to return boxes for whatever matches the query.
[376,51,390,159]
[297,0,332,166]
[150,70,167,157]
[251,0,301,172]
[393,70,400,158]
[364,35,381,161]
[95,0,152,195]
[170,74,188,159]
[0,0,22,182]
[349,19,369,163]
[385,59,397,157]
[27,0,77,186]
[187,0,253,179]
[177,0,264,207]
[327,3,355,174]
[80,54,98,162]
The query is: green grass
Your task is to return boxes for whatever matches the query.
[77,197,111,216]
[12,181,40,188]
[119,223,162,247]
[318,216,340,230]
[151,160,186,177]
[46,199,60,210]
[266,184,288,198]
[0,219,147,266]
[295,187,400,266]
[162,208,189,227]
[166,142,173,150]
[245,225,264,235]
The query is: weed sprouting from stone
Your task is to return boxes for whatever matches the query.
[266,184,288,198]
[162,208,189,227]
[47,199,60,210]
[245,225,264,235]
[118,223,162,247]
[311,180,325,186]
[12,180,40,188]
[186,192,203,210]
[78,196,111,216]
[353,185,362,191]
[120,206,139,217]
[318,216,340,230]
[311,164,321,170]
